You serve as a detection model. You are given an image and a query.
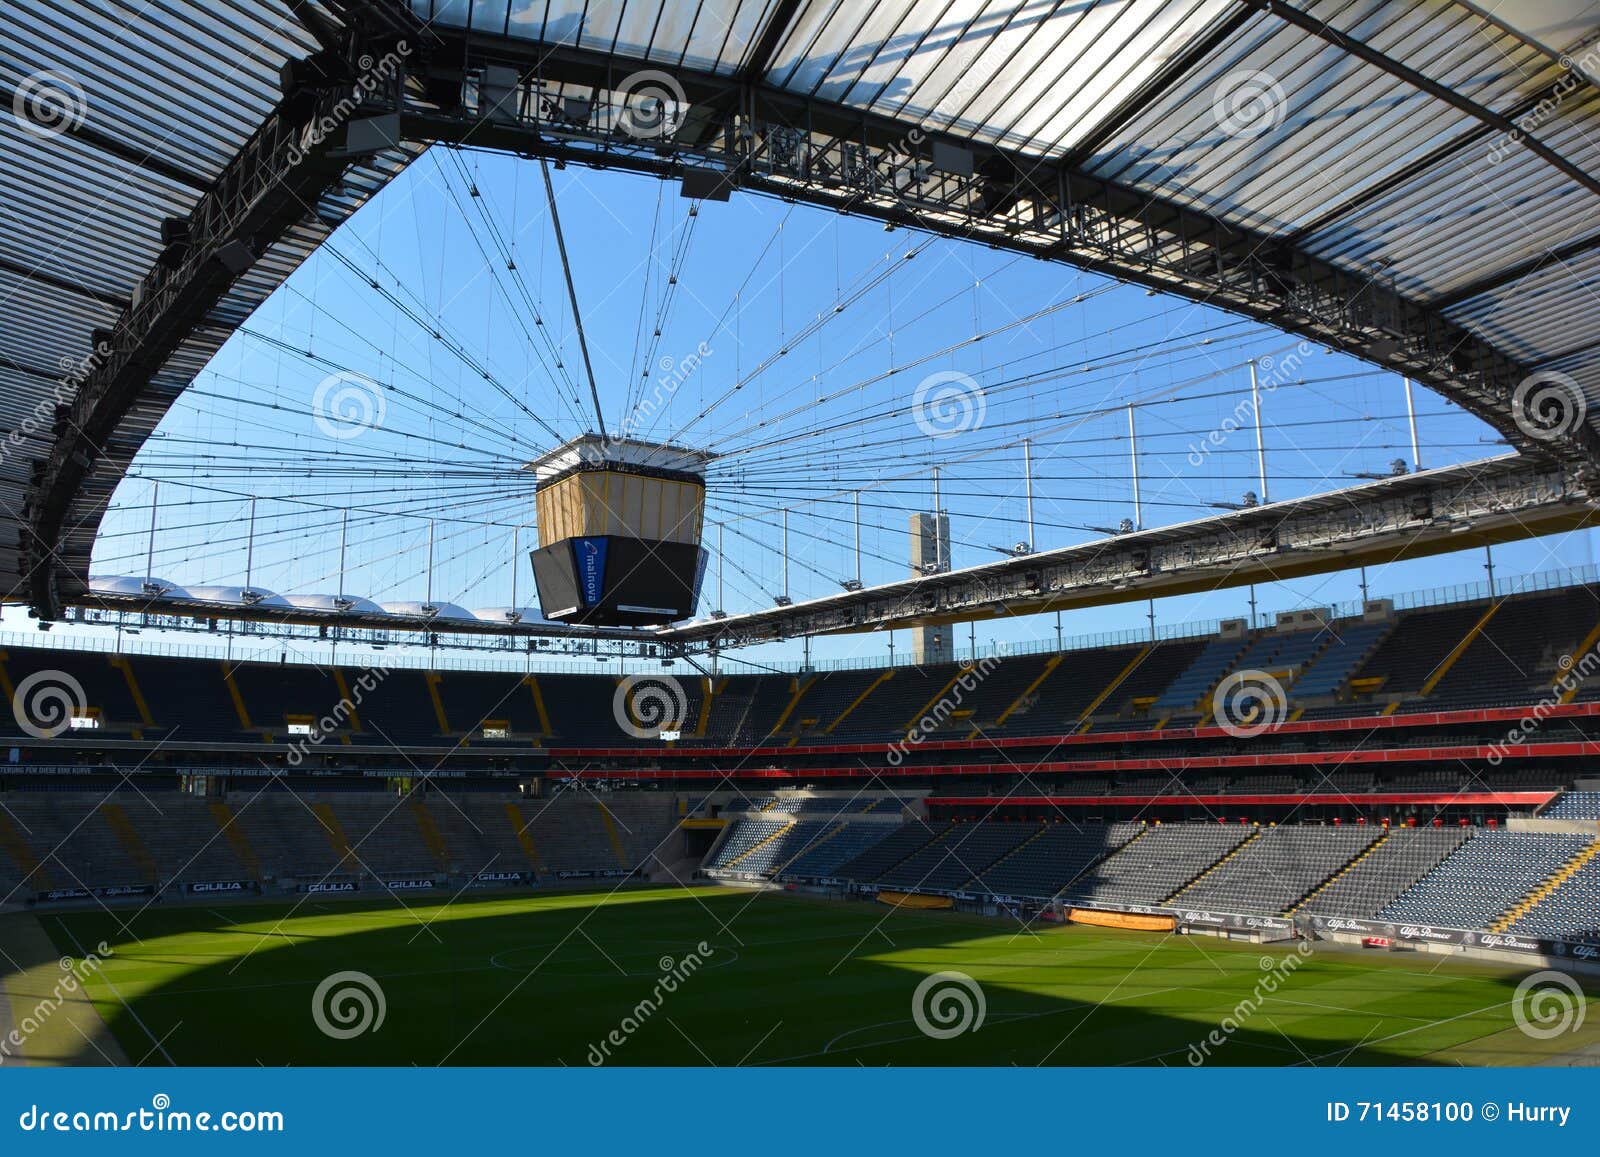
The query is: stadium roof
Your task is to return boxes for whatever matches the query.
[3,0,1599,628]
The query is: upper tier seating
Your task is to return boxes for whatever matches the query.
[4,583,1598,751]
[1151,639,1247,712]
[1426,588,1598,706]
[1289,621,1390,698]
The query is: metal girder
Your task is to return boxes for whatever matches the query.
[60,595,657,647]
[19,20,414,623]
[398,29,1600,476]
[740,0,806,80]
[17,14,1600,634]
[53,455,1597,648]
[657,456,1598,647]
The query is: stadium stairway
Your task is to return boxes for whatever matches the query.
[312,803,358,871]
[100,803,159,884]
[764,676,816,743]
[1416,601,1503,699]
[720,820,797,871]
[1073,646,1153,732]
[1289,620,1392,700]
[899,665,980,739]
[411,802,451,871]
[0,809,52,891]
[989,654,1063,731]
[1066,823,1147,891]
[770,822,847,874]
[966,823,1052,890]
[1489,836,1600,932]
[823,670,896,736]
[209,801,263,881]
[1169,826,1382,915]
[1557,618,1600,703]
[593,801,630,868]
[504,802,543,870]
[1288,829,1391,913]
[1164,828,1263,903]
[832,823,949,881]
[1151,637,1249,715]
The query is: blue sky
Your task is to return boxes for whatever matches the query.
[12,147,1594,667]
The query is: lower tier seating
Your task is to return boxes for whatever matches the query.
[831,823,949,880]
[873,822,1042,892]
[972,822,1143,898]
[1543,791,1600,820]
[1170,826,1380,915]
[777,823,897,878]
[1379,831,1595,928]
[1061,824,1254,907]
[1510,854,1600,943]
[1296,827,1473,918]
[0,791,676,897]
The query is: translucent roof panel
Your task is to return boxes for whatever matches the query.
[410,0,779,74]
[5,0,1600,605]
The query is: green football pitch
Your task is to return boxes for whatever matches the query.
[12,885,1599,1066]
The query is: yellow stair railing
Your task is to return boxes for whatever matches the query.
[99,803,159,884]
[209,801,263,881]
[1490,837,1600,932]
[1165,828,1262,903]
